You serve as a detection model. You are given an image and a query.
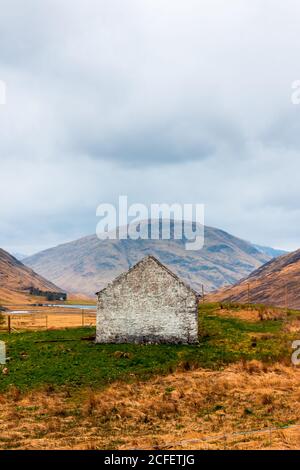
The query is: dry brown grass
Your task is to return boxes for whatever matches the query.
[0,312,96,331]
[216,306,286,322]
[283,317,300,333]
[217,307,260,322]
[1,362,300,450]
[0,288,46,306]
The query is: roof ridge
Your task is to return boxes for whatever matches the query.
[96,255,200,297]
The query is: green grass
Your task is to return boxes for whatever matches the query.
[197,306,288,365]
[0,303,297,392]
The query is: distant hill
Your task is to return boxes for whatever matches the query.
[0,248,63,304]
[11,252,27,261]
[253,244,287,259]
[209,248,300,309]
[24,221,283,297]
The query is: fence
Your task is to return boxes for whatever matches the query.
[154,421,300,450]
[0,309,96,333]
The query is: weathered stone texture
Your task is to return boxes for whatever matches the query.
[96,256,199,344]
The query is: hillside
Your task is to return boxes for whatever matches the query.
[209,248,300,309]
[24,221,283,297]
[0,248,63,304]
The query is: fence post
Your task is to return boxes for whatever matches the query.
[8,315,11,334]
[247,283,250,309]
[223,433,227,450]
[82,310,84,327]
[45,315,48,329]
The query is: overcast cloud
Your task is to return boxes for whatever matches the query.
[0,0,300,254]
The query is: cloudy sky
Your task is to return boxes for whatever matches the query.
[0,0,300,254]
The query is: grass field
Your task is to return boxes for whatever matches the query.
[0,302,300,449]
[0,303,297,392]
[0,311,96,332]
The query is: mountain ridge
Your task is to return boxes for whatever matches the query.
[209,248,300,309]
[24,221,284,297]
[0,248,63,304]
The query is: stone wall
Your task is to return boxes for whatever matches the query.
[96,256,198,344]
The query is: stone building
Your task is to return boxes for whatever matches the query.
[96,255,199,344]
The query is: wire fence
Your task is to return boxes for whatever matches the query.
[0,309,96,333]
[154,421,300,449]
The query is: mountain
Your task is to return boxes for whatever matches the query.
[11,252,28,261]
[24,221,282,297]
[0,248,63,304]
[252,244,287,259]
[209,248,300,309]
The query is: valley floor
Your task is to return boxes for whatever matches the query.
[1,303,300,450]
